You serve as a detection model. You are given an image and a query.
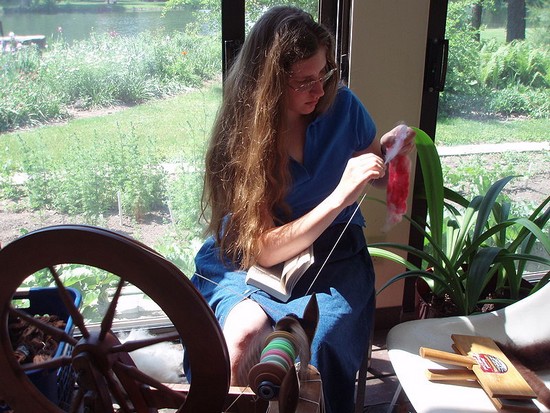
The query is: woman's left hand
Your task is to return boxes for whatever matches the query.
[380,125,416,158]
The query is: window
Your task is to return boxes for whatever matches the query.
[0,1,223,325]
[0,0,336,328]
[435,0,549,277]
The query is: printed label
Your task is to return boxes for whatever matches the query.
[472,353,508,373]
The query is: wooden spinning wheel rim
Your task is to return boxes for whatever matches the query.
[0,224,230,413]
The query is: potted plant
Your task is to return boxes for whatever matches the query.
[370,128,550,316]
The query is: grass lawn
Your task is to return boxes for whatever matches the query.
[435,116,550,146]
[2,83,547,169]
[481,27,538,43]
[1,84,222,168]
[0,84,547,265]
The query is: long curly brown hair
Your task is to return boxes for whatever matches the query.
[202,6,339,268]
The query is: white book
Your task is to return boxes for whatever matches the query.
[245,245,315,302]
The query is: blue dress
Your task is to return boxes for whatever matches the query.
[191,86,377,413]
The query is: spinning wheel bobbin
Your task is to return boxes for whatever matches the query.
[249,330,300,400]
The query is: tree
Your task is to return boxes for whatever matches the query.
[164,0,317,20]
[472,1,483,38]
[506,0,526,41]
[469,0,496,42]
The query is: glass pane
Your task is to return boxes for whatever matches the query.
[0,3,222,307]
[18,265,168,324]
[246,1,319,28]
[436,0,549,273]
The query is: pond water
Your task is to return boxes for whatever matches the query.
[0,7,196,42]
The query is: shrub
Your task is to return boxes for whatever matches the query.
[489,85,550,117]
[0,29,220,131]
[0,46,66,131]
[161,166,206,276]
[17,125,168,220]
[528,5,550,46]
[480,39,549,90]
[166,163,204,241]
[442,1,484,98]
[439,1,486,117]
[440,0,550,119]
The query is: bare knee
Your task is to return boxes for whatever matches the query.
[224,299,271,384]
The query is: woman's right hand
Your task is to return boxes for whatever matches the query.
[257,154,384,267]
[332,153,386,207]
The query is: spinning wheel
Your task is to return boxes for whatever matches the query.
[0,225,231,413]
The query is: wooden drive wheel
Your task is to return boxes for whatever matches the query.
[0,225,231,413]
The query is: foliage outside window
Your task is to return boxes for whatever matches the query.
[0,0,547,322]
[0,0,318,323]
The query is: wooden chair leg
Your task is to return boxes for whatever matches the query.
[355,302,375,413]
[355,345,371,413]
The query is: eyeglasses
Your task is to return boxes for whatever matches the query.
[288,68,337,93]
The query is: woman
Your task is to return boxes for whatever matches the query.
[190,6,415,413]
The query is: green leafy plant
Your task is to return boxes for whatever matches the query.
[0,29,220,132]
[15,125,167,220]
[439,0,550,119]
[370,128,550,316]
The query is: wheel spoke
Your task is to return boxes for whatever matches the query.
[113,360,186,405]
[49,265,90,338]
[99,278,125,341]
[104,370,134,413]
[9,306,77,346]
[110,357,152,412]
[0,225,231,412]
[111,331,180,354]
[20,355,72,372]
[69,387,84,413]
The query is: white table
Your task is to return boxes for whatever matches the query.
[387,283,550,413]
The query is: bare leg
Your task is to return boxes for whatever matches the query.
[223,298,272,385]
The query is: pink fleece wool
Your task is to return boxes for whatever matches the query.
[383,154,411,232]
